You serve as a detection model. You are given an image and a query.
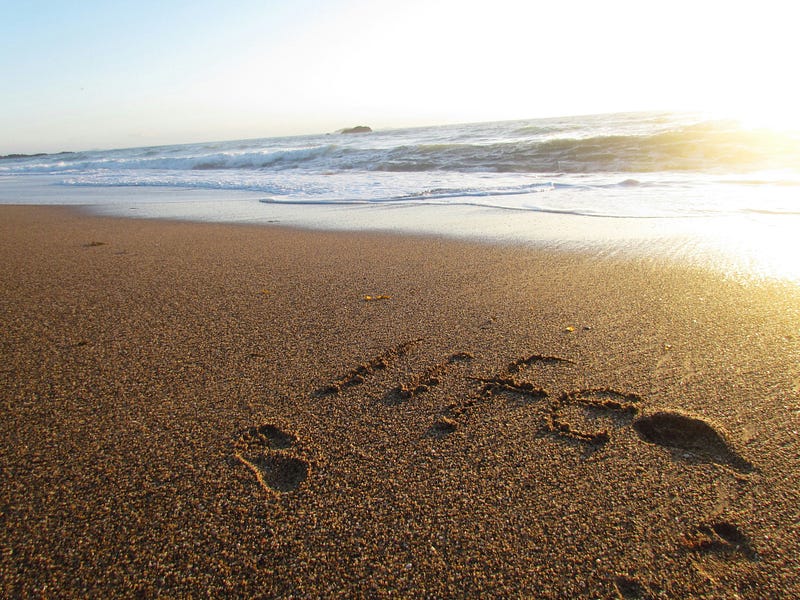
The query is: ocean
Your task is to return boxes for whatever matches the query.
[2,111,800,279]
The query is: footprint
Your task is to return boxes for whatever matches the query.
[233,424,310,494]
[243,454,309,493]
[239,424,296,450]
[684,520,757,561]
[426,416,458,438]
[549,389,641,445]
[613,575,649,599]
[632,412,753,473]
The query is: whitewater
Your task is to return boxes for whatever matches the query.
[2,111,800,280]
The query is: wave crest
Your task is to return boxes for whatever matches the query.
[3,113,798,177]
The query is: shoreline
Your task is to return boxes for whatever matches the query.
[4,174,800,284]
[2,205,799,597]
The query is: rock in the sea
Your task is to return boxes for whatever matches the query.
[0,152,47,160]
[339,125,372,134]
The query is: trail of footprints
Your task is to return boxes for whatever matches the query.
[234,340,757,562]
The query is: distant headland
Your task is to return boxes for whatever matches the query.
[338,125,372,134]
[1,151,74,160]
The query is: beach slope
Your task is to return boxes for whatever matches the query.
[1,206,798,598]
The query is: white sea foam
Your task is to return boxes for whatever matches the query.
[2,111,800,280]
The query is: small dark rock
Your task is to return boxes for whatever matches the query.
[340,126,372,134]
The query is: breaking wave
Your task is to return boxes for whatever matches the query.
[3,113,799,176]
[2,111,798,221]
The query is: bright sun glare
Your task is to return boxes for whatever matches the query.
[713,215,800,282]
[724,102,800,134]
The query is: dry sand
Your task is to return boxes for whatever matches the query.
[1,205,799,598]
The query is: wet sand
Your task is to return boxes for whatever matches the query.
[1,205,799,598]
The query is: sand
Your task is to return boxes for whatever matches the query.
[1,205,799,598]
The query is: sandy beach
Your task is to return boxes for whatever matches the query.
[1,205,799,598]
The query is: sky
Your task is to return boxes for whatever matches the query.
[1,0,798,153]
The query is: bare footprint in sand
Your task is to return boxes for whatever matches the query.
[240,424,296,450]
[241,453,310,493]
[234,424,310,494]
[632,411,753,473]
[613,575,649,599]
[684,520,758,561]
[426,416,459,438]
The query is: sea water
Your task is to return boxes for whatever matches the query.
[2,111,800,280]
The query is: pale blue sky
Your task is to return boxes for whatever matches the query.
[2,0,797,153]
